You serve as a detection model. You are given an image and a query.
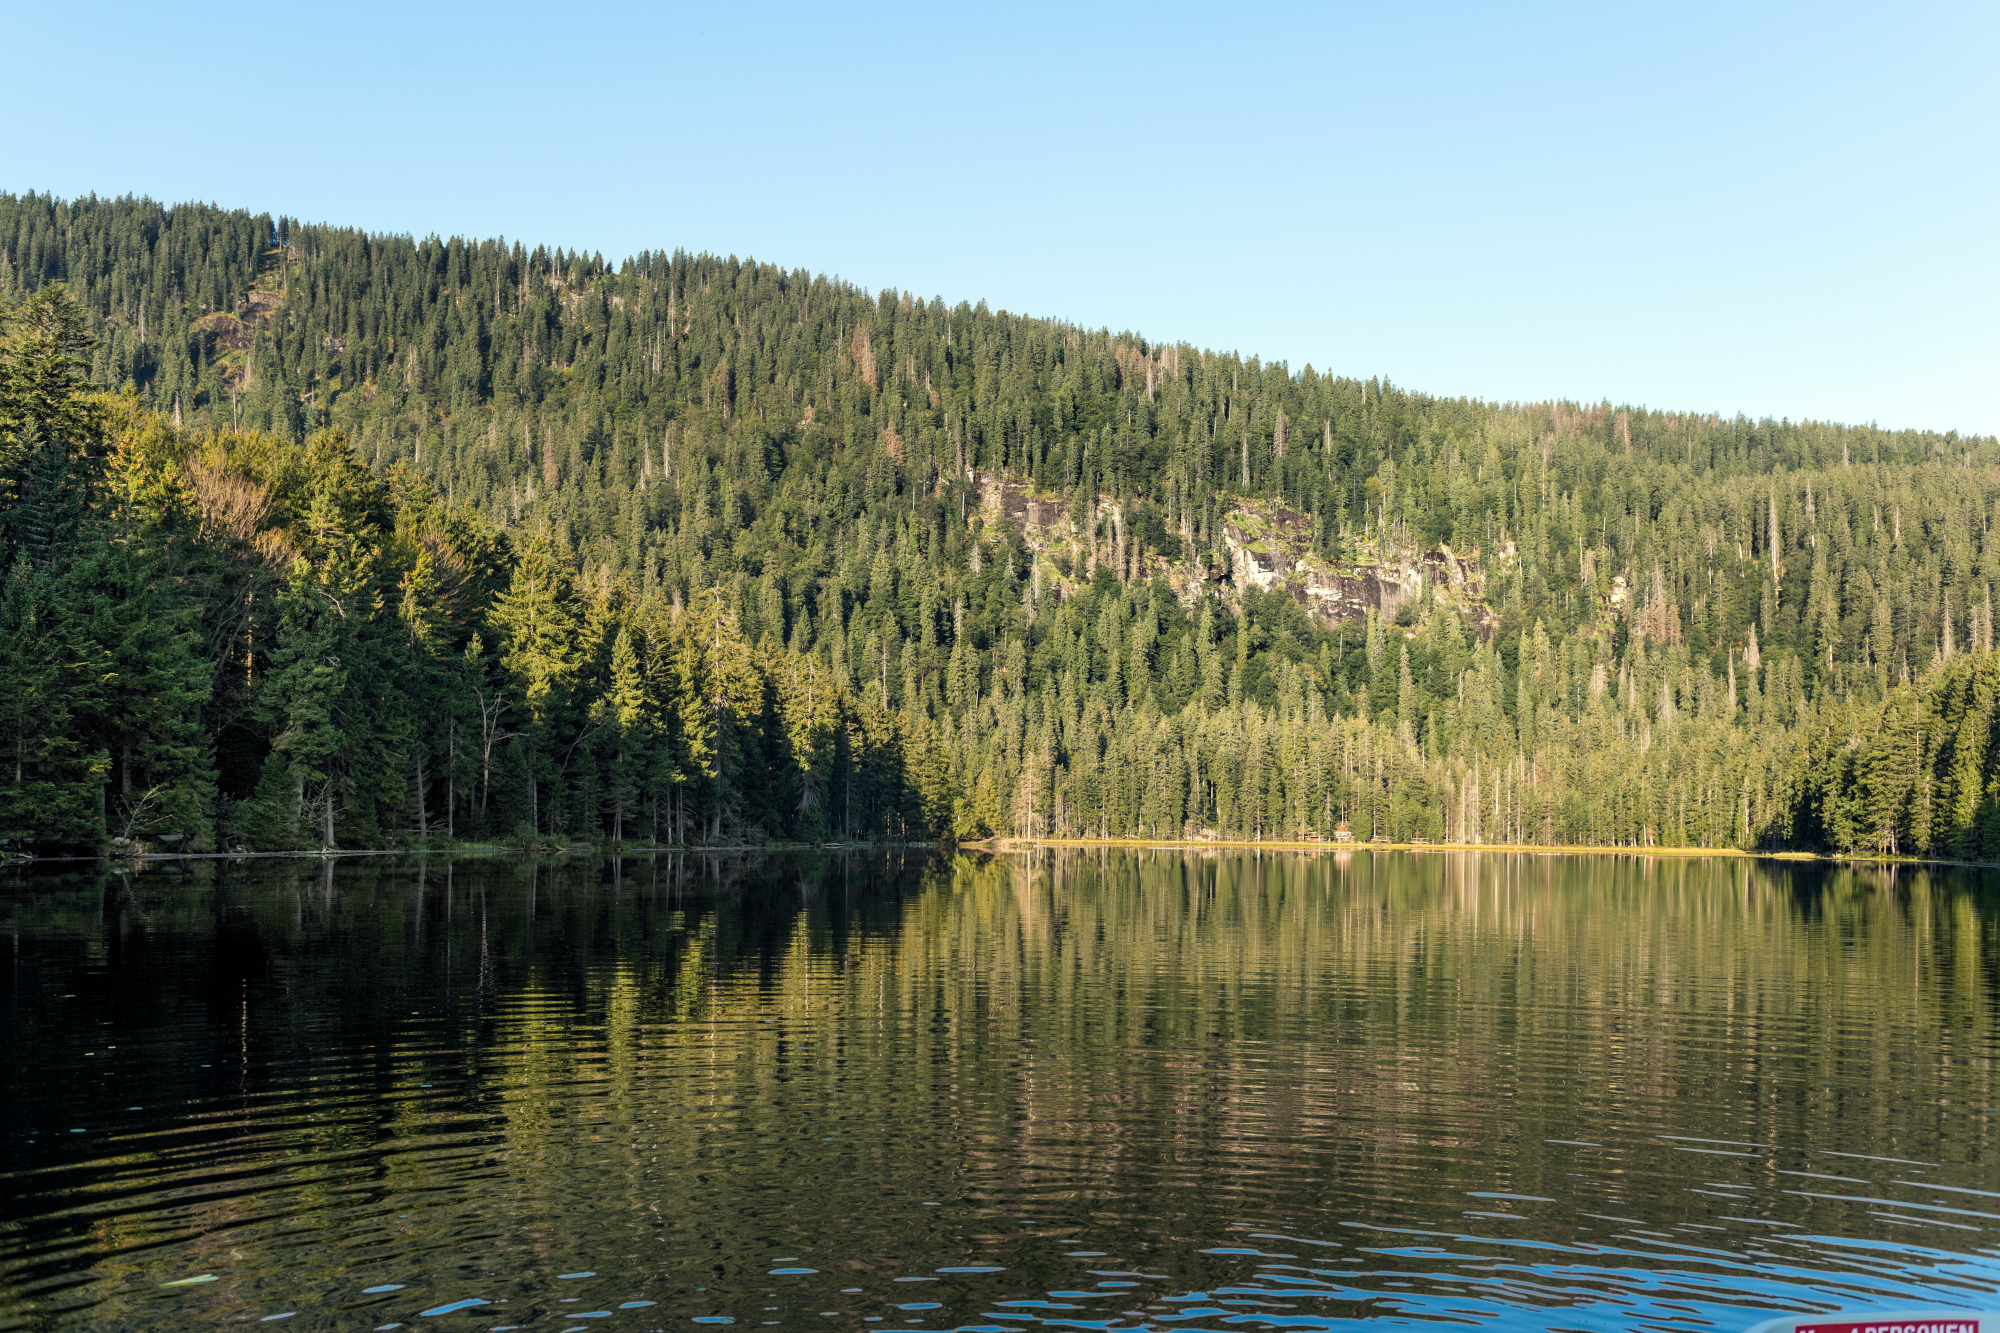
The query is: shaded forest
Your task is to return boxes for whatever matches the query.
[5,190,2000,856]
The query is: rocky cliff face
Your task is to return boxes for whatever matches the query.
[968,471,1502,637]
[1219,506,1500,638]
[971,470,1071,533]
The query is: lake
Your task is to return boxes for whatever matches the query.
[2,850,1996,1332]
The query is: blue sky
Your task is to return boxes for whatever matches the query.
[8,1,1995,434]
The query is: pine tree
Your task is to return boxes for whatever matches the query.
[599,623,653,842]
[259,558,350,848]
[490,536,583,837]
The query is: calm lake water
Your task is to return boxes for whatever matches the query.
[2,850,1997,1333]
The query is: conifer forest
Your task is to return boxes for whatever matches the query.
[5,190,2000,858]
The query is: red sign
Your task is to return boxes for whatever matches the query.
[1797,1323,1979,1333]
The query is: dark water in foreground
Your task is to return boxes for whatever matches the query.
[2,851,1998,1333]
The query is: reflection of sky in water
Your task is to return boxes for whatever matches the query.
[0,851,1995,1330]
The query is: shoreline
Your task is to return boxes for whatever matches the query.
[962,837,1993,869]
[2,839,1986,872]
[0,840,947,867]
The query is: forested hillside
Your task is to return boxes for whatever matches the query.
[5,190,2000,856]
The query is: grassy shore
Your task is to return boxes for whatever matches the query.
[962,837,1949,866]
[5,838,1975,871]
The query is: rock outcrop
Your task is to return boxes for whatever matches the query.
[967,470,1502,637]
[1218,505,1500,638]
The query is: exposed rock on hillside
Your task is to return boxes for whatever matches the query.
[968,470,1502,637]
[191,288,287,385]
[1219,505,1501,638]
[971,470,1069,533]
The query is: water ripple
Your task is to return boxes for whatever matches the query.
[2,851,1996,1331]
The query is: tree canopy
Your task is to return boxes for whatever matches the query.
[4,191,1999,857]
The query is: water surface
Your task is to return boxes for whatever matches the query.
[2,850,1997,1332]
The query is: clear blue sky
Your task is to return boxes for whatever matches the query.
[8,1,1995,435]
